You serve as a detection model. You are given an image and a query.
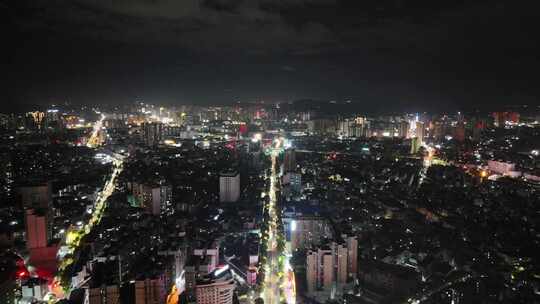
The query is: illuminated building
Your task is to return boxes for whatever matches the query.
[454,122,466,142]
[247,267,257,286]
[23,209,57,282]
[282,172,302,194]
[306,250,318,293]
[493,111,520,127]
[336,243,348,285]
[410,136,422,154]
[356,117,371,137]
[184,242,221,297]
[337,119,358,138]
[21,277,49,302]
[143,122,164,146]
[345,235,358,278]
[283,212,332,252]
[300,111,312,121]
[45,109,60,122]
[238,123,247,136]
[432,122,444,141]
[473,120,486,141]
[44,109,64,129]
[28,111,45,128]
[195,270,235,304]
[306,119,336,135]
[158,247,188,294]
[306,248,333,292]
[219,171,240,203]
[25,209,51,249]
[415,121,425,143]
[306,239,358,296]
[193,243,220,274]
[399,120,409,138]
[487,160,517,175]
[129,182,172,215]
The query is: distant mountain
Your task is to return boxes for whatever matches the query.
[280,99,358,117]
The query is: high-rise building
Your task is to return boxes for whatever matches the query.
[472,120,486,141]
[454,122,466,142]
[193,242,220,274]
[306,238,358,295]
[306,247,334,292]
[345,235,358,278]
[143,122,164,146]
[219,171,240,203]
[129,182,172,215]
[135,278,166,304]
[321,250,334,290]
[285,215,332,251]
[196,274,235,304]
[410,137,420,155]
[44,109,63,129]
[282,172,302,194]
[335,243,348,285]
[283,206,334,251]
[493,111,520,127]
[415,121,425,143]
[28,111,45,129]
[306,251,318,293]
[399,121,410,138]
[306,119,336,135]
[17,182,52,209]
[337,119,358,138]
[432,122,444,141]
[25,209,51,249]
[283,149,296,173]
[354,117,371,138]
[88,276,166,304]
[158,246,188,295]
[154,184,173,215]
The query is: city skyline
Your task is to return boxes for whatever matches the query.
[2,1,540,304]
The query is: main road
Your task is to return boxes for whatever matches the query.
[87,113,105,148]
[53,114,125,298]
[261,138,296,304]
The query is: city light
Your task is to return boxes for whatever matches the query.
[252,133,262,142]
[18,270,28,278]
[214,264,230,277]
[4,95,539,304]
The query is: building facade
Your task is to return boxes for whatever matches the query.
[219,171,240,203]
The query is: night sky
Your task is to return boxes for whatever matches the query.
[4,0,540,112]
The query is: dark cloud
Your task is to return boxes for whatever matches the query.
[4,0,540,111]
[9,0,334,53]
[4,0,469,53]
[9,0,537,60]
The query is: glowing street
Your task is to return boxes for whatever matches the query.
[261,138,296,304]
[54,115,125,297]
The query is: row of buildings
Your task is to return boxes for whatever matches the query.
[306,236,358,294]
